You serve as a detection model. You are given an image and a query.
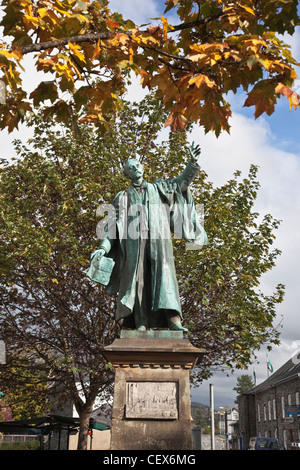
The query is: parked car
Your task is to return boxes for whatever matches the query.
[248,437,280,450]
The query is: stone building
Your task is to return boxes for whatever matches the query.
[238,354,300,450]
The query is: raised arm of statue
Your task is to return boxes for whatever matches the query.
[174,142,201,191]
[187,142,201,165]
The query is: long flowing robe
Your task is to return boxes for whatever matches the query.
[98,161,208,328]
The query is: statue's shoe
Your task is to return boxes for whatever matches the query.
[169,321,188,332]
[137,325,147,331]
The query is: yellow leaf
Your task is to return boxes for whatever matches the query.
[90,40,100,60]
[116,33,130,46]
[129,47,134,62]
[242,38,267,54]
[189,74,216,89]
[237,3,256,16]
[139,35,160,46]
[38,8,59,25]
[0,49,19,60]
[37,8,48,18]
[188,52,207,64]
[161,15,169,40]
[213,53,222,61]
[68,42,86,63]
[53,6,71,16]
[24,15,40,27]
[51,278,59,284]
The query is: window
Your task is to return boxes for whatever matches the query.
[268,401,272,421]
[273,399,276,420]
[263,403,267,421]
[288,394,292,406]
[283,430,287,449]
[296,392,299,406]
[257,404,261,422]
[281,396,285,419]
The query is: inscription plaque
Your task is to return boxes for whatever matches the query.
[125,381,178,419]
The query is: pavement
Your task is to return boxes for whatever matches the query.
[200,434,226,450]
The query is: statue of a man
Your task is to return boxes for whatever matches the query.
[89,143,208,332]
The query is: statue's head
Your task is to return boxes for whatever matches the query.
[123,159,144,182]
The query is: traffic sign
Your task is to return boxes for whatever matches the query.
[286,406,300,416]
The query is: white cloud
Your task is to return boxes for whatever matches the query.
[108,0,160,25]
[193,111,300,319]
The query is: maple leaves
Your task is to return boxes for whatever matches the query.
[275,82,300,111]
[244,81,278,118]
[0,0,299,135]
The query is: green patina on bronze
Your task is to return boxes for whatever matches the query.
[87,143,208,332]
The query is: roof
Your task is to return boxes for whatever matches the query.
[0,414,110,434]
[244,356,300,396]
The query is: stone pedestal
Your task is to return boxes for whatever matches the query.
[103,330,205,450]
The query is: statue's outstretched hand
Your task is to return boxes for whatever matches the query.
[188,142,201,163]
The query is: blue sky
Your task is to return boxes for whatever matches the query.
[1,0,300,409]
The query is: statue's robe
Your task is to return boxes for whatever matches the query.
[99,161,208,328]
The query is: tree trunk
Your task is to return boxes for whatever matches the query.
[77,407,92,450]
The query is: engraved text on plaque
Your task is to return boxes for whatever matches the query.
[125,382,178,419]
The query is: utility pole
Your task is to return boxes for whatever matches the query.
[225,410,230,450]
[0,340,5,364]
[210,384,215,450]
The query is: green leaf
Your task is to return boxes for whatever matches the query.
[30,81,58,105]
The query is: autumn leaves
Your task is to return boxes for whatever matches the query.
[0,0,299,136]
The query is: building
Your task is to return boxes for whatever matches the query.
[217,407,239,437]
[216,407,239,449]
[0,412,111,450]
[238,354,300,450]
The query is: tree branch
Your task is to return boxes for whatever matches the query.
[20,31,111,54]
[19,13,225,55]
[171,12,224,32]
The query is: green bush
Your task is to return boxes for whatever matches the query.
[0,439,40,450]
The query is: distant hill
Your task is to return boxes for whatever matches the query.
[191,402,210,428]
[191,402,209,410]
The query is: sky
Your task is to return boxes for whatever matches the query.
[1,0,300,410]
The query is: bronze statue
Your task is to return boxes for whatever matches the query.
[88,143,207,332]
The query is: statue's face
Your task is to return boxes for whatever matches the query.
[124,159,144,181]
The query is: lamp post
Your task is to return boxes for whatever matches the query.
[210,384,215,450]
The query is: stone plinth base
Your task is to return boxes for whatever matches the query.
[103,330,205,451]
